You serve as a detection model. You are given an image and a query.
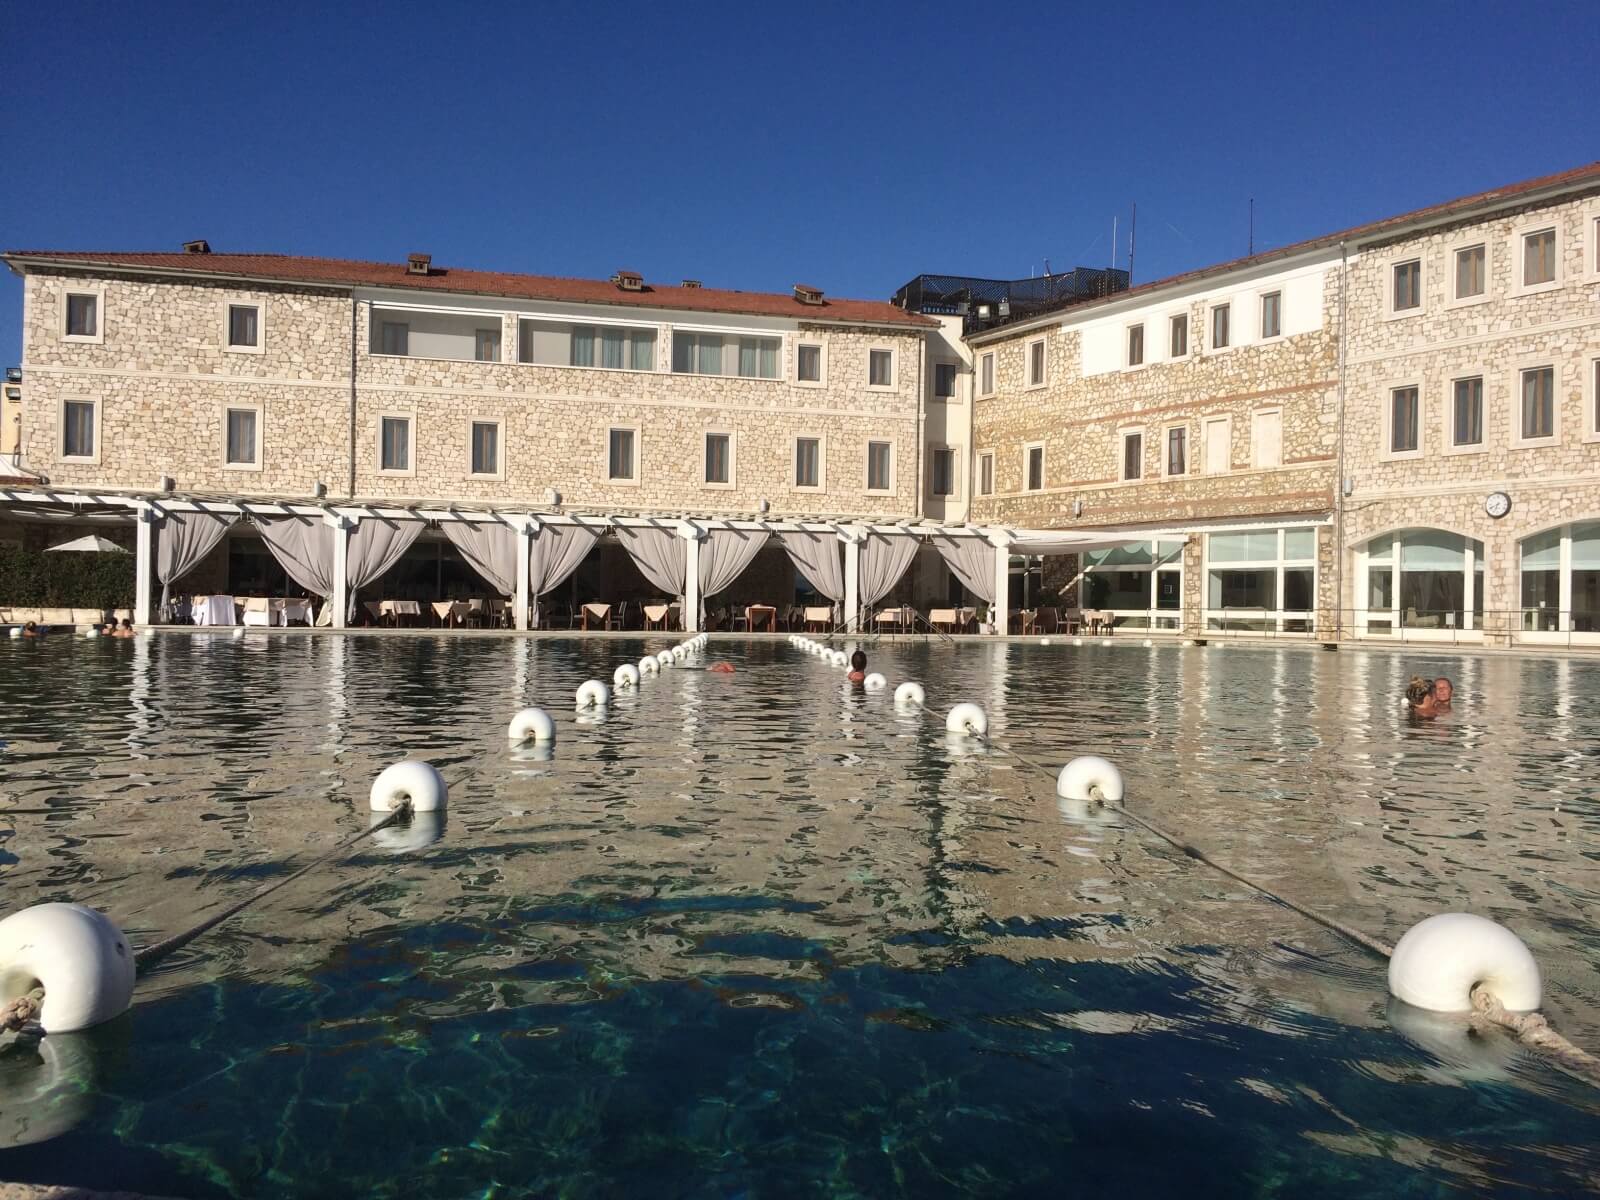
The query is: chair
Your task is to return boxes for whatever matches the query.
[541,601,571,629]
[1035,607,1060,634]
[729,607,750,633]
[607,601,630,631]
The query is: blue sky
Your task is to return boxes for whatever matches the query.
[3,1,1595,361]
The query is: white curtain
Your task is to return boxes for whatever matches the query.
[347,519,423,616]
[699,528,768,599]
[858,531,920,611]
[528,523,599,627]
[254,515,336,598]
[777,530,844,604]
[443,521,517,597]
[157,511,235,611]
[616,525,687,598]
[932,535,995,604]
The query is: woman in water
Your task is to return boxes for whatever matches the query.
[1432,675,1454,709]
[113,618,135,639]
[847,650,867,684]
[1405,676,1438,719]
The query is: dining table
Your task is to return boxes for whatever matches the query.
[276,598,314,626]
[432,600,469,626]
[190,595,238,626]
[745,604,778,633]
[643,602,672,630]
[379,600,422,625]
[803,605,833,631]
[580,602,611,630]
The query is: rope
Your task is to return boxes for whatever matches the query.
[1471,983,1600,1088]
[0,986,45,1033]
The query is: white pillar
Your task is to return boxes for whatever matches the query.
[329,512,351,630]
[134,503,154,626]
[682,522,701,632]
[990,537,1010,636]
[513,518,531,630]
[1461,541,1475,633]
[843,531,861,632]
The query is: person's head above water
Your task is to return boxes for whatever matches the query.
[1433,676,1454,704]
[850,650,867,671]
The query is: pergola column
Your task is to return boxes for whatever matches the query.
[329,512,352,629]
[989,534,1012,636]
[133,502,155,626]
[843,529,861,632]
[513,517,532,631]
[681,522,702,632]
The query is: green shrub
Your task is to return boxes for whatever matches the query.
[0,544,135,608]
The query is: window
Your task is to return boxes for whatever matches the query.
[1360,529,1485,638]
[469,420,500,477]
[1452,377,1484,447]
[64,291,100,341]
[608,427,636,481]
[1260,291,1281,339]
[1522,228,1556,286]
[868,348,895,388]
[1593,359,1600,436]
[225,407,259,467]
[1165,426,1187,476]
[227,304,260,350]
[1083,541,1185,630]
[672,332,730,376]
[1390,386,1420,453]
[1211,303,1230,349]
[1206,527,1318,633]
[1028,338,1047,386]
[1126,324,1144,367]
[1251,409,1282,469]
[474,327,501,363]
[705,432,732,485]
[738,337,780,379]
[570,326,595,367]
[977,450,994,496]
[380,322,409,356]
[1392,260,1421,311]
[796,343,823,384]
[979,352,996,396]
[866,440,893,492]
[1517,522,1600,638]
[519,320,655,371]
[1520,366,1554,440]
[795,436,821,489]
[934,362,958,398]
[930,447,956,497]
[1169,313,1188,358]
[61,398,96,460]
[1203,416,1230,474]
[380,415,412,473]
[1454,244,1486,299]
[1025,443,1044,492]
[1121,430,1143,481]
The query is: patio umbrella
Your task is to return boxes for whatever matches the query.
[44,534,129,553]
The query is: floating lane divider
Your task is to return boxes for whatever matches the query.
[879,681,1600,1090]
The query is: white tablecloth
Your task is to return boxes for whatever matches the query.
[278,599,314,625]
[192,595,237,626]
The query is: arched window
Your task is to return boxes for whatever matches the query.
[1356,529,1483,639]
[1519,521,1600,639]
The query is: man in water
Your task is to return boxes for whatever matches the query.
[847,650,867,684]
[1433,676,1454,709]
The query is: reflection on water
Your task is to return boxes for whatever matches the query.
[0,634,1598,1196]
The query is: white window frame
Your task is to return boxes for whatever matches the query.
[58,395,101,464]
[1124,323,1145,370]
[1168,311,1189,359]
[1441,369,1489,456]
[702,430,737,489]
[795,340,827,388]
[978,351,997,398]
[1202,526,1320,636]
[1257,289,1283,341]
[1385,256,1425,319]
[606,424,640,485]
[1512,220,1562,295]
[1514,521,1600,644]
[791,433,825,493]
[1383,379,1424,461]
[61,286,105,344]
[1118,426,1145,483]
[866,346,897,392]
[1510,360,1559,448]
[864,438,897,495]
[1250,406,1283,470]
[1080,539,1186,631]
[467,416,505,481]
[1024,336,1048,389]
[1201,414,1232,475]
[222,299,266,354]
[1023,441,1045,492]
[1587,209,1600,282]
[222,401,263,471]
[931,359,960,401]
[1161,422,1189,478]
[1354,529,1485,642]
[1586,356,1600,444]
[976,449,995,496]
[1446,238,1491,308]
[1209,302,1232,351]
[927,443,958,499]
[377,412,416,477]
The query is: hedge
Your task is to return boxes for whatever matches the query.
[0,544,136,608]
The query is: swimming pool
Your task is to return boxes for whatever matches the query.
[1,634,1598,1196]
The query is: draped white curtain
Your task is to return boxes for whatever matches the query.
[931,535,995,604]
[527,523,599,627]
[254,515,336,598]
[443,521,517,597]
[347,520,423,614]
[699,528,768,599]
[615,525,687,598]
[858,532,920,610]
[157,511,235,611]
[777,530,844,604]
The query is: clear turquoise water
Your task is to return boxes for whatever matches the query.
[1,634,1598,1197]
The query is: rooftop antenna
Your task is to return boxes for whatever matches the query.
[1110,215,1118,272]
[1128,202,1137,284]
[1249,198,1255,256]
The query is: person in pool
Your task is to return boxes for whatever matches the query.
[707,661,735,674]
[21,620,40,638]
[1405,675,1439,719]
[113,618,135,639]
[1433,675,1454,709]
[100,620,117,636]
[847,649,867,684]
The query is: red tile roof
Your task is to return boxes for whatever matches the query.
[2,250,937,328]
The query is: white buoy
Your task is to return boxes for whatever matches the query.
[655,650,674,666]
[576,679,610,710]
[6,628,20,640]
[1100,639,1113,647]
[613,663,640,690]
[369,808,445,853]
[1056,756,1125,802]
[671,645,687,661]
[945,702,988,736]
[232,626,245,639]
[639,656,659,675]
[1040,638,1051,646]
[863,672,887,691]
[83,628,99,640]
[0,903,136,1033]
[1388,913,1541,1014]
[369,760,448,812]
[895,682,926,708]
[832,650,848,667]
[1142,639,1154,647]
[508,707,555,743]
[1072,637,1083,647]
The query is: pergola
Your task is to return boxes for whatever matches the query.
[0,487,1154,633]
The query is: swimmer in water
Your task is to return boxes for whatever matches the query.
[1433,675,1453,709]
[847,649,867,684]
[21,620,39,638]
[708,661,735,674]
[113,618,135,639]
[1404,675,1438,719]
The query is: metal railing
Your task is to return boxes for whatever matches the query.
[1197,607,1600,649]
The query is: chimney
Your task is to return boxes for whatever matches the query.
[406,253,432,276]
[182,239,211,255]
[681,279,702,289]
[793,283,824,306]
[612,269,644,292]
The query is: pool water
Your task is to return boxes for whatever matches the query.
[1,634,1598,1197]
